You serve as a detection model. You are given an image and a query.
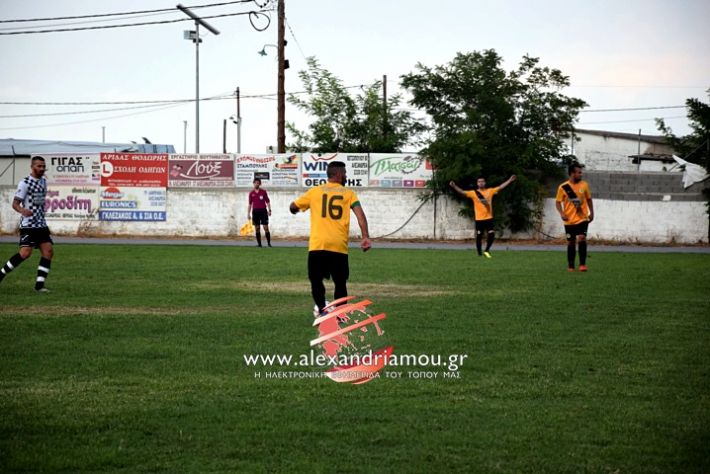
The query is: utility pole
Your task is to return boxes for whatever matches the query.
[178,3,220,154]
[637,128,642,172]
[195,22,201,153]
[183,120,188,153]
[382,74,388,146]
[222,119,227,153]
[236,87,242,153]
[277,0,286,153]
[102,126,106,144]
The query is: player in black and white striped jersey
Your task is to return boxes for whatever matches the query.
[0,156,55,292]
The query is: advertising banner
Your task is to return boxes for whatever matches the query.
[301,153,369,188]
[234,154,299,187]
[31,153,101,220]
[38,153,101,186]
[40,153,101,188]
[99,153,168,221]
[98,187,166,221]
[44,186,99,221]
[100,152,168,188]
[168,154,234,188]
[368,154,432,188]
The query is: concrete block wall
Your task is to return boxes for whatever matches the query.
[1,185,707,244]
[358,189,436,239]
[547,171,706,200]
[0,186,439,241]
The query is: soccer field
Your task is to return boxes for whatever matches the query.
[1,243,708,473]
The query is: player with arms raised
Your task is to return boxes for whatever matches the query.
[449,174,516,257]
[289,161,371,317]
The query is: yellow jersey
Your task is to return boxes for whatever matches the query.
[293,182,361,254]
[556,179,592,225]
[465,187,499,221]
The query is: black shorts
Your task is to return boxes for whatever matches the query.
[564,221,589,241]
[475,219,494,235]
[20,227,53,248]
[308,250,349,283]
[252,209,269,226]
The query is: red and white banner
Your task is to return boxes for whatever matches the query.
[100,152,168,187]
[99,153,168,221]
[168,154,234,188]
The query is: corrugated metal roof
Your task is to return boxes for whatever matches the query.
[574,128,667,145]
[0,138,175,156]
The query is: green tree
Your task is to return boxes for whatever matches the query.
[287,57,424,153]
[401,50,587,232]
[656,91,710,170]
[657,90,710,237]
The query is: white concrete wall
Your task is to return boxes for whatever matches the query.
[1,186,707,244]
[537,198,708,244]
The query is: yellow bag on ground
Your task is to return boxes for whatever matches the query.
[239,221,255,236]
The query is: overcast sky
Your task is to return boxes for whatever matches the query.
[1,0,708,153]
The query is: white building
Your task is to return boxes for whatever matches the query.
[570,129,676,172]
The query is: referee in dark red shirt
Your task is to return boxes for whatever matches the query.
[248,178,272,247]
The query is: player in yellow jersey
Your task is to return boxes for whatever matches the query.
[450,174,516,257]
[555,163,594,272]
[289,161,371,317]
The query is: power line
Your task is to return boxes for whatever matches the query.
[0,102,197,119]
[579,115,687,125]
[0,95,235,118]
[0,96,232,106]
[0,99,195,106]
[0,11,177,32]
[0,10,269,35]
[0,84,380,127]
[0,102,186,131]
[0,1,257,24]
[0,91,235,128]
[571,84,708,89]
[392,104,688,113]
[285,17,307,61]
[251,84,371,98]
[580,105,687,113]
[0,84,373,107]
[1,97,689,120]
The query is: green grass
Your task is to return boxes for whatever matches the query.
[0,243,708,473]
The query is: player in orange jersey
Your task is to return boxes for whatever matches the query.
[555,163,594,272]
[450,174,516,257]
